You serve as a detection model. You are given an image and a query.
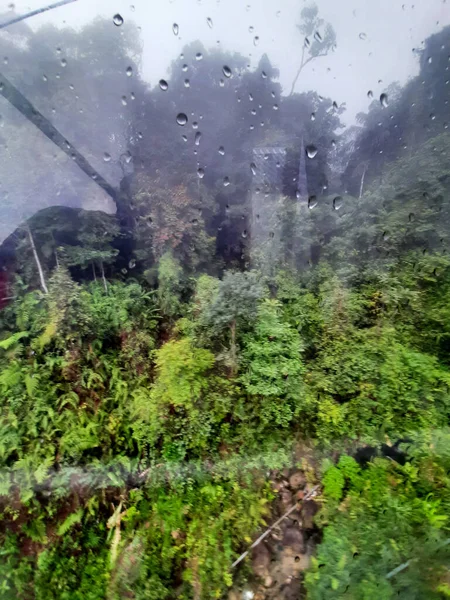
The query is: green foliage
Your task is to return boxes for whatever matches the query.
[240,299,306,427]
[0,330,28,350]
[62,211,120,272]
[39,266,92,349]
[306,435,450,599]
[202,270,265,373]
[132,338,232,457]
[156,251,183,320]
[4,54,450,599]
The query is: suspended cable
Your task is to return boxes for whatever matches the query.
[0,0,79,30]
[0,71,117,201]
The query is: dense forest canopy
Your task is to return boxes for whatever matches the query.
[1,3,450,599]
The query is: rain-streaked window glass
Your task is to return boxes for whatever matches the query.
[0,1,450,598]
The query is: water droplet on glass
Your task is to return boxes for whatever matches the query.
[331,139,336,148]
[253,36,259,46]
[126,66,133,77]
[223,176,230,186]
[428,56,433,64]
[314,31,322,42]
[332,100,338,111]
[223,65,232,78]
[159,79,168,90]
[249,26,254,33]
[359,32,367,40]
[130,4,135,11]
[218,146,225,155]
[181,134,188,142]
[197,167,205,178]
[113,14,124,26]
[261,71,267,79]
[103,152,111,162]
[192,121,198,129]
[308,195,317,209]
[219,79,225,87]
[305,144,318,159]
[195,52,203,60]
[242,229,248,238]
[380,93,388,107]
[176,113,188,126]
[311,112,316,121]
[121,268,127,275]
[195,131,202,145]
[304,37,311,48]
[42,74,48,82]
[430,112,436,120]
[251,108,257,115]
[333,196,343,210]
[60,58,67,67]
[206,17,213,28]
[250,162,257,175]
[273,104,279,110]
[121,95,127,106]
[367,90,373,99]
[129,259,136,269]
[182,64,188,72]
[173,23,179,35]
[184,79,190,87]
[130,92,135,100]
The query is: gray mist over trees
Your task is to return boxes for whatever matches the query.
[2,3,450,598]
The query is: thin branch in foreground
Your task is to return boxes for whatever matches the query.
[231,484,321,569]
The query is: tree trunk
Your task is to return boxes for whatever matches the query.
[359,165,367,199]
[289,45,306,96]
[51,231,59,268]
[230,319,237,376]
[26,225,48,294]
[289,48,328,96]
[100,260,108,293]
[92,261,97,281]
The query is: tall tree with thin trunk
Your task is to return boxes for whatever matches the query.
[204,271,265,376]
[289,4,336,96]
[61,211,119,292]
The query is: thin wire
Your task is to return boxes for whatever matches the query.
[0,0,79,30]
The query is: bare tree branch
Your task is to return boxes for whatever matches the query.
[230,485,320,569]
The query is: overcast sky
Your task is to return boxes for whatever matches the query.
[10,0,450,124]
